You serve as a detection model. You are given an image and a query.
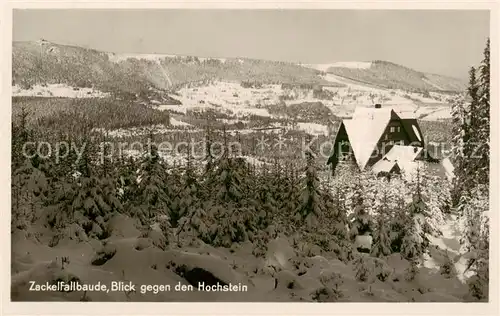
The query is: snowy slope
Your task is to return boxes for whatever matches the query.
[425,214,474,283]
[304,61,372,72]
[12,84,110,98]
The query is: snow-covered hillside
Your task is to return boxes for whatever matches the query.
[153,78,453,123]
[12,84,110,98]
[305,61,373,71]
[107,52,229,65]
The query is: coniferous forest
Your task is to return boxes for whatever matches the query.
[10,38,490,303]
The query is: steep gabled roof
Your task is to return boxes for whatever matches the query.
[372,159,400,174]
[343,107,399,170]
[400,118,425,146]
[383,145,424,162]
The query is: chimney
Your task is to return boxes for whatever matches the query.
[374,104,382,109]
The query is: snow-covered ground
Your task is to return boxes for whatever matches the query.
[296,122,329,136]
[420,108,452,121]
[304,61,372,71]
[425,214,473,283]
[170,117,192,127]
[157,81,281,118]
[12,84,110,98]
[122,148,268,169]
[155,79,451,122]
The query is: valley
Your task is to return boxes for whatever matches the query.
[10,39,488,303]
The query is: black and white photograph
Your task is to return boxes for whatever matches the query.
[6,7,495,306]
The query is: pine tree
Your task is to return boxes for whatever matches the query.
[296,150,322,228]
[319,182,351,260]
[255,165,278,230]
[281,161,301,218]
[348,178,374,240]
[71,175,122,238]
[132,134,171,225]
[330,180,349,241]
[451,39,490,300]
[371,187,392,257]
[201,130,257,247]
[408,164,439,240]
[175,147,207,245]
[400,216,425,261]
[203,125,215,174]
[464,192,489,300]
[440,250,457,279]
[463,67,481,188]
[476,38,490,186]
[11,154,50,231]
[426,174,450,230]
[450,94,468,206]
[12,106,37,170]
[117,156,139,203]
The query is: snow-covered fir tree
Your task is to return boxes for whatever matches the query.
[449,93,469,206]
[202,131,257,247]
[440,250,457,279]
[11,154,50,231]
[255,163,278,230]
[408,163,444,238]
[476,38,490,187]
[400,215,426,262]
[132,134,172,225]
[451,38,490,300]
[296,150,322,228]
[175,148,210,245]
[347,177,375,241]
[371,184,392,257]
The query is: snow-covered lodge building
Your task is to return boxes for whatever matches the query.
[327,104,443,178]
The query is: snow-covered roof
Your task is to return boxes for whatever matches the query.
[371,159,399,174]
[383,145,423,162]
[373,145,425,179]
[343,107,395,170]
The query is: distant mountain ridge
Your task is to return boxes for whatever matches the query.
[305,60,466,93]
[12,40,466,96]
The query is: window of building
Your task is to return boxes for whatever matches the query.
[390,126,396,133]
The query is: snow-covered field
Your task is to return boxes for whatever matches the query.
[154,78,451,122]
[156,82,283,117]
[420,108,452,121]
[170,117,193,127]
[304,61,373,71]
[296,122,329,136]
[12,84,110,98]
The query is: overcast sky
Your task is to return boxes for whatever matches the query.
[13,9,489,79]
